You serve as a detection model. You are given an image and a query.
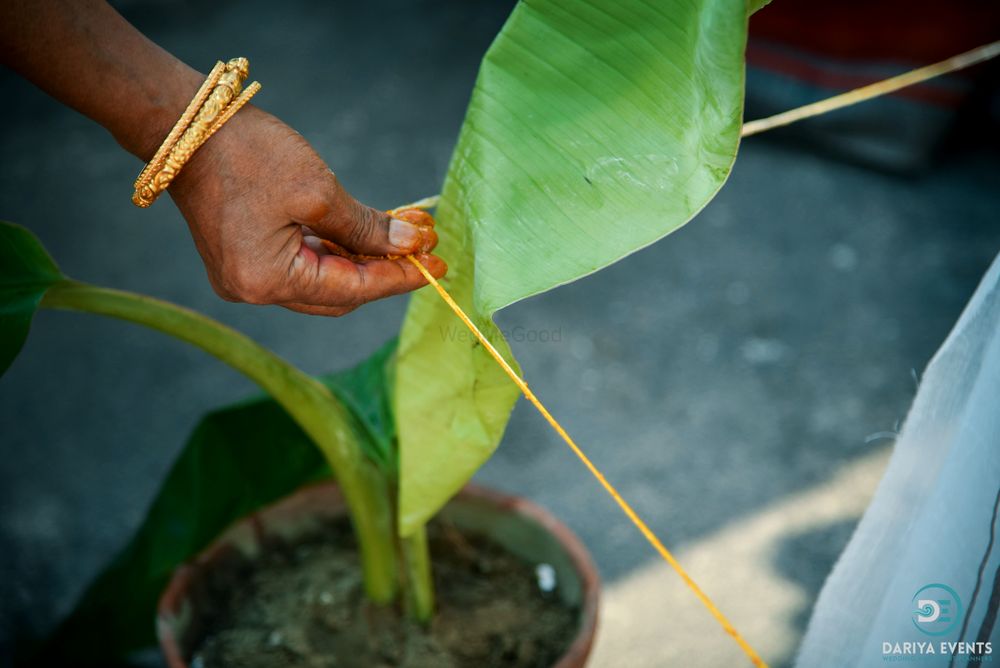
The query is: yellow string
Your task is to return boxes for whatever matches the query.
[741,39,1000,137]
[394,41,1000,667]
[406,255,768,668]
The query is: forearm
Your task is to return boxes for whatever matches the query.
[0,0,202,160]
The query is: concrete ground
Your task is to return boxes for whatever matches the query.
[1,1,998,666]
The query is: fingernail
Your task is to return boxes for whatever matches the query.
[388,218,422,252]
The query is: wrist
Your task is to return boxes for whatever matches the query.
[112,60,204,162]
[132,60,261,208]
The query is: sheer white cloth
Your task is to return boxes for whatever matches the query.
[797,253,1000,667]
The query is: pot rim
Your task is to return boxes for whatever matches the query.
[157,481,600,668]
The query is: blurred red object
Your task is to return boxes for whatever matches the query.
[744,0,999,170]
[750,0,1000,64]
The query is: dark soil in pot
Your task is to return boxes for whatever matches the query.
[188,518,578,668]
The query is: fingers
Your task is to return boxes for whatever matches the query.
[209,226,446,314]
[280,302,356,317]
[278,246,447,310]
[304,173,438,257]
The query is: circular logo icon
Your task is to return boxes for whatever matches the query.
[912,583,962,636]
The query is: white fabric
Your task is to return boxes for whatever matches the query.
[797,253,1000,668]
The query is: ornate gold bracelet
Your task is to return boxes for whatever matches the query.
[132,58,261,208]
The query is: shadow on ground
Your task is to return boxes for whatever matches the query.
[771,519,860,667]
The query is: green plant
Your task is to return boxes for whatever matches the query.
[1,224,410,655]
[395,0,751,536]
[1,0,761,662]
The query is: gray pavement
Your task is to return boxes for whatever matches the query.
[1,1,998,666]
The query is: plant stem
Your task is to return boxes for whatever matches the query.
[400,524,435,622]
[40,279,398,603]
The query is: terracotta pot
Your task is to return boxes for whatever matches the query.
[158,482,600,668]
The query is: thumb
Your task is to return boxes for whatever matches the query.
[311,174,437,256]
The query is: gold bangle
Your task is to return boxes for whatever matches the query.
[132,58,260,208]
[132,61,224,197]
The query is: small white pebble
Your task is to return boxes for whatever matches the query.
[319,591,334,605]
[536,563,557,593]
[741,337,789,365]
[267,630,283,647]
[830,243,859,272]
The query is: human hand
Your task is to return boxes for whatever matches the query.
[168,106,446,316]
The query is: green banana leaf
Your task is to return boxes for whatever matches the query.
[37,340,397,664]
[0,223,62,374]
[0,221,400,662]
[39,394,329,664]
[395,0,753,535]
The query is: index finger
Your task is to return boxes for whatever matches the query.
[282,249,447,308]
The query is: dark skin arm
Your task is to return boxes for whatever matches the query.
[0,0,446,316]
